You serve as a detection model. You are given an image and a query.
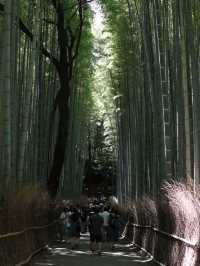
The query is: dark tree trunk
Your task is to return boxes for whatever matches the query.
[47,69,70,198]
[47,98,69,198]
[46,2,71,198]
[46,0,83,198]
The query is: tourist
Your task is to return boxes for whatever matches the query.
[108,209,121,250]
[99,206,110,242]
[68,207,81,249]
[88,206,104,255]
[58,207,67,242]
[80,206,88,233]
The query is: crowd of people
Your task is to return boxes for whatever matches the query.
[55,197,124,255]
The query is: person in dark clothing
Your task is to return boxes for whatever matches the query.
[88,206,104,255]
[68,207,81,249]
[80,206,88,233]
[108,210,121,250]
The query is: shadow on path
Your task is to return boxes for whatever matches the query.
[31,234,157,266]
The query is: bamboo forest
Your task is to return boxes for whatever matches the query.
[0,0,200,265]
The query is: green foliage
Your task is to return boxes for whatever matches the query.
[2,0,200,201]
[89,5,117,163]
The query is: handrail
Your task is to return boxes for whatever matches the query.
[15,246,46,266]
[0,220,58,240]
[131,223,199,249]
[120,229,165,266]
[132,242,165,266]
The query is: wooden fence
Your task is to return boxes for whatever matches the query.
[0,210,58,266]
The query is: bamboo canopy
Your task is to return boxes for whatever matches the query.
[0,0,200,202]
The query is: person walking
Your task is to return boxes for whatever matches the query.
[80,206,88,233]
[108,210,120,250]
[99,206,110,243]
[68,207,81,249]
[88,206,104,255]
[65,207,72,243]
[58,207,69,242]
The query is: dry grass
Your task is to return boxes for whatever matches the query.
[123,178,200,266]
[161,180,200,266]
[0,185,55,265]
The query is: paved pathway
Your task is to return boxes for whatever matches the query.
[31,234,157,266]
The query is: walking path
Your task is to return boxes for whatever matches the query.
[31,233,157,266]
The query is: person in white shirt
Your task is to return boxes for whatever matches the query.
[59,208,67,242]
[99,206,110,242]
